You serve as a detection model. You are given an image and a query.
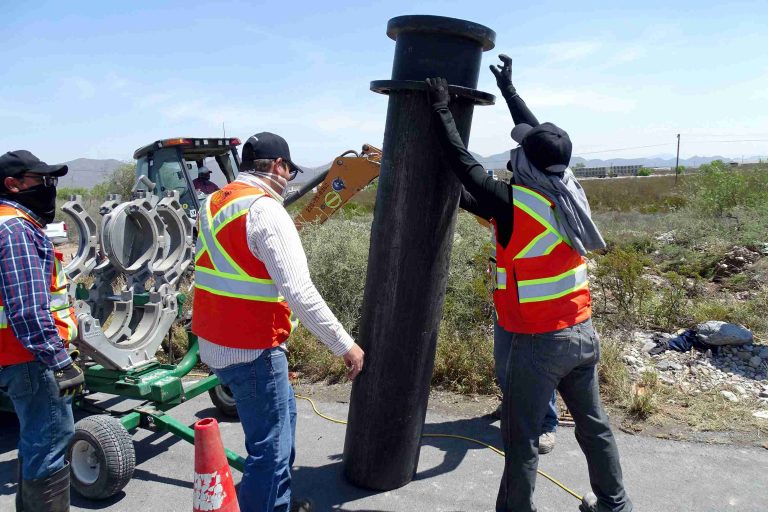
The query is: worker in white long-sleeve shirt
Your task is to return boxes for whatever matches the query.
[192,132,364,512]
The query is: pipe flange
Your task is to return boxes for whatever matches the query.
[370,80,495,106]
[151,191,194,289]
[61,195,99,282]
[386,15,496,50]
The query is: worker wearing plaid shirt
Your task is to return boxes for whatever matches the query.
[0,150,84,512]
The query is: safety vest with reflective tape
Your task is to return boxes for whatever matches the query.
[0,205,78,366]
[493,185,591,334]
[191,181,296,349]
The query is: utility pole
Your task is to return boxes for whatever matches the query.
[675,133,680,185]
[222,122,226,138]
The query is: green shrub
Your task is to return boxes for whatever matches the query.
[300,217,372,336]
[90,162,136,200]
[688,161,768,216]
[441,213,495,335]
[433,329,496,395]
[637,167,653,177]
[592,248,653,327]
[649,272,690,330]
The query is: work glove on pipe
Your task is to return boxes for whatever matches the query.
[54,362,84,397]
[426,77,451,110]
[489,54,517,98]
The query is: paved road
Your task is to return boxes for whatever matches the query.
[1,390,766,511]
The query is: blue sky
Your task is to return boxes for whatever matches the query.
[1,0,767,167]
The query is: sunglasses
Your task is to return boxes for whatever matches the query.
[282,161,302,181]
[21,174,58,187]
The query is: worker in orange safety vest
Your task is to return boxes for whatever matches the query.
[192,132,364,512]
[0,149,82,512]
[426,56,632,512]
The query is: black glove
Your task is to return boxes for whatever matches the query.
[425,77,450,110]
[54,363,84,397]
[489,54,516,97]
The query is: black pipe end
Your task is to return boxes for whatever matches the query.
[387,15,495,51]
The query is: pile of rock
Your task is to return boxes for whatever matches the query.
[712,246,761,281]
[626,325,768,410]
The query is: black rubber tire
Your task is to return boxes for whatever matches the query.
[67,415,135,500]
[208,380,239,418]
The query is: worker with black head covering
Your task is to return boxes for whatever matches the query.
[426,56,632,512]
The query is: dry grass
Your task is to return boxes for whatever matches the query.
[581,175,688,213]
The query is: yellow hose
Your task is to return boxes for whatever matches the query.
[294,394,582,501]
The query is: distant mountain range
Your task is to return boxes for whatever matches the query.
[59,152,764,190]
[470,151,756,171]
[59,158,127,189]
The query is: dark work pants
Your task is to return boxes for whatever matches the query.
[496,318,632,512]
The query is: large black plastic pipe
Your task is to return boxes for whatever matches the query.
[343,15,495,491]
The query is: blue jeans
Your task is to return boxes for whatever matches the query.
[496,319,632,512]
[0,361,74,479]
[214,348,297,512]
[494,320,558,433]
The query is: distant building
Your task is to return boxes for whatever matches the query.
[573,165,642,178]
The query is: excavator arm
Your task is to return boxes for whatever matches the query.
[285,144,381,230]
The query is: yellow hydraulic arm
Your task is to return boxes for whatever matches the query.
[291,144,382,230]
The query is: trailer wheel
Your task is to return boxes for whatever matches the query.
[68,415,135,500]
[208,378,239,418]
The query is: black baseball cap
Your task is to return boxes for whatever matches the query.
[241,132,302,175]
[510,122,572,174]
[0,150,69,180]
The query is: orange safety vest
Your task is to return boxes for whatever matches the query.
[192,181,295,348]
[493,185,592,334]
[0,205,78,366]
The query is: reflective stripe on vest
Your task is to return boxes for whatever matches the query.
[0,306,7,328]
[496,186,572,290]
[51,257,78,341]
[195,266,282,302]
[518,263,589,303]
[196,195,262,276]
[194,191,283,302]
[497,268,507,290]
[513,187,570,248]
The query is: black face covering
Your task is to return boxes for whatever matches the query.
[11,184,57,224]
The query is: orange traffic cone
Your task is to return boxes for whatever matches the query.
[193,418,240,512]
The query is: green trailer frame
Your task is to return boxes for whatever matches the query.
[1,332,243,500]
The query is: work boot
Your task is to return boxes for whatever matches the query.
[538,432,556,454]
[290,498,314,512]
[578,491,598,511]
[21,462,70,512]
